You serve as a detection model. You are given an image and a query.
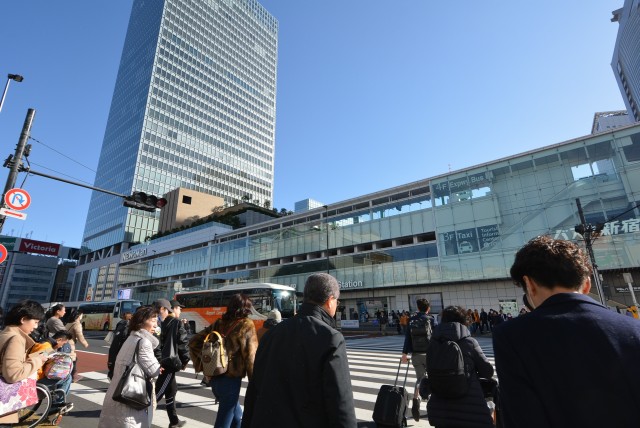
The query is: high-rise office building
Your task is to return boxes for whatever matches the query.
[611,0,640,121]
[82,0,278,252]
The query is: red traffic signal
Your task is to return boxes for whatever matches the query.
[123,192,167,212]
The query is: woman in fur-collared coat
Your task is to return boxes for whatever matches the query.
[98,306,162,428]
[209,293,258,428]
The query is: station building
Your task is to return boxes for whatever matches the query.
[73,122,640,318]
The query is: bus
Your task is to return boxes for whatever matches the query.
[78,299,142,331]
[174,283,298,332]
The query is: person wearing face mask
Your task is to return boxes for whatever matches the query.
[493,236,640,428]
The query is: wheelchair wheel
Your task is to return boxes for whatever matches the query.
[16,383,52,427]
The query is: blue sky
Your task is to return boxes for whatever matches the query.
[0,1,626,248]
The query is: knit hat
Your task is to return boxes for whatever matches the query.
[267,309,282,322]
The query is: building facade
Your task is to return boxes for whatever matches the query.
[612,0,640,121]
[0,237,79,310]
[74,123,640,317]
[82,0,279,252]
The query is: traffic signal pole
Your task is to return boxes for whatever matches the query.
[575,198,607,305]
[0,109,167,235]
[0,109,35,233]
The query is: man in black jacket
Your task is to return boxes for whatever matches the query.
[154,299,190,428]
[107,311,132,380]
[242,273,356,428]
[401,298,434,422]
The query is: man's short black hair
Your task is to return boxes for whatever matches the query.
[303,273,340,305]
[416,298,430,312]
[52,330,72,340]
[511,236,592,291]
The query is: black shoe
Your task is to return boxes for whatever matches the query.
[168,421,186,428]
[411,397,420,422]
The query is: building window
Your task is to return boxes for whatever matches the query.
[182,195,192,205]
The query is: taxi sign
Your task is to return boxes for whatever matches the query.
[4,188,31,211]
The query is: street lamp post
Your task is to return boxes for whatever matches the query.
[0,74,24,114]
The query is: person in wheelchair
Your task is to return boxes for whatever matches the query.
[30,330,74,414]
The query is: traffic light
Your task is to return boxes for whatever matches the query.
[123,192,167,212]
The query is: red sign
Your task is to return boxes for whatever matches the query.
[0,244,7,263]
[18,238,60,256]
[4,188,31,211]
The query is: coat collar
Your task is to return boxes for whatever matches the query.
[131,328,160,348]
[537,292,604,311]
[298,302,336,328]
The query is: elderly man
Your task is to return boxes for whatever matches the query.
[242,273,356,428]
[493,236,640,428]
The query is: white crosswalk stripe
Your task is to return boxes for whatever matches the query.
[67,335,495,427]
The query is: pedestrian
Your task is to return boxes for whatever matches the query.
[493,236,640,427]
[472,309,481,334]
[65,309,89,382]
[32,330,74,412]
[479,308,489,333]
[209,293,258,428]
[0,300,48,425]
[401,298,434,422]
[426,305,494,428]
[108,311,133,380]
[256,309,281,341]
[153,299,190,428]
[98,306,162,428]
[242,273,356,428]
[399,311,409,333]
[45,303,66,336]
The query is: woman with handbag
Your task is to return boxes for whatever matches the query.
[0,300,48,424]
[210,293,258,428]
[98,306,163,428]
[65,309,89,382]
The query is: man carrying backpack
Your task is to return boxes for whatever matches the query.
[401,298,434,422]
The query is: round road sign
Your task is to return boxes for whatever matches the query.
[4,188,31,211]
[0,244,7,264]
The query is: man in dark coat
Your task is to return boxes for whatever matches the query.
[426,306,494,428]
[401,298,434,421]
[154,299,190,428]
[493,236,640,428]
[242,273,356,428]
[107,311,132,380]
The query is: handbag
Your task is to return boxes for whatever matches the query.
[0,337,39,417]
[42,352,73,380]
[112,338,152,410]
[104,331,114,345]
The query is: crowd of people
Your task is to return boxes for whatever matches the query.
[1,236,640,427]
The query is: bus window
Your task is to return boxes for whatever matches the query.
[119,300,141,316]
[274,290,296,318]
[202,293,220,308]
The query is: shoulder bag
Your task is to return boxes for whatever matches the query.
[0,337,39,417]
[112,338,153,410]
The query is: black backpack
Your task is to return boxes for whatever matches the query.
[426,336,469,398]
[409,316,432,353]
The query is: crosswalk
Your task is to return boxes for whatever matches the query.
[68,335,495,428]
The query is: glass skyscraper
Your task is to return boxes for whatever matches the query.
[82,0,278,252]
[612,0,640,121]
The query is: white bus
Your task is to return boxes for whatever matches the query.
[174,283,298,332]
[42,299,141,330]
